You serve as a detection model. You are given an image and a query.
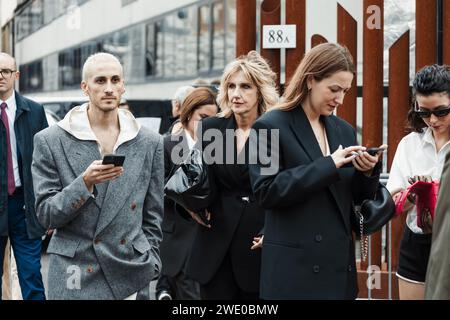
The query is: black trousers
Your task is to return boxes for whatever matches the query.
[156,272,201,300]
[200,252,259,300]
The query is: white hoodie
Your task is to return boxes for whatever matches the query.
[57,103,141,155]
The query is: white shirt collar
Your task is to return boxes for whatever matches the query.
[421,127,450,154]
[1,91,17,114]
[57,103,141,154]
[184,130,196,150]
[422,127,435,147]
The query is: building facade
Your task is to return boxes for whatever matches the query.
[11,0,237,100]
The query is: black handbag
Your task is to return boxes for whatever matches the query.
[354,183,395,261]
[164,148,215,213]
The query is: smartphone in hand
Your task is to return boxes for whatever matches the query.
[366,147,386,156]
[102,154,126,167]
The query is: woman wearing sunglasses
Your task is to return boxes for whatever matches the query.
[387,64,450,300]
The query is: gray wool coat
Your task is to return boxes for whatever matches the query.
[31,125,164,300]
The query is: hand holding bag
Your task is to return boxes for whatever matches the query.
[394,180,440,229]
[164,148,216,213]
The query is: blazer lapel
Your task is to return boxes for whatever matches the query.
[323,116,350,232]
[95,135,145,236]
[289,106,323,162]
[59,134,101,178]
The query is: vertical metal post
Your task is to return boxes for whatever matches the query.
[443,0,450,65]
[285,0,305,85]
[337,4,358,128]
[236,0,257,57]
[437,0,443,64]
[260,0,281,88]
[416,0,437,70]
[363,0,384,271]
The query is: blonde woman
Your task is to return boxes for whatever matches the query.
[185,51,278,300]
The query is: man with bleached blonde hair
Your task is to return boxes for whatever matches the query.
[32,53,164,300]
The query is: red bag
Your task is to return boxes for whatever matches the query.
[394,180,440,229]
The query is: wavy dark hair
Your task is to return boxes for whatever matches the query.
[407,64,450,133]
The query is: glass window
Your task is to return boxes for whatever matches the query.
[212,1,226,70]
[29,0,44,33]
[128,25,146,83]
[19,61,43,92]
[225,0,237,64]
[198,5,211,73]
[59,49,81,89]
[146,21,164,77]
[174,7,197,77]
[43,53,59,92]
[163,15,176,78]
[15,6,31,41]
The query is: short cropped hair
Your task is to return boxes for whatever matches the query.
[82,52,123,81]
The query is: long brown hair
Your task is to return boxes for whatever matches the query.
[276,43,355,112]
[180,87,218,129]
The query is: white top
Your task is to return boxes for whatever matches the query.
[386,128,450,234]
[1,91,22,187]
[184,130,196,150]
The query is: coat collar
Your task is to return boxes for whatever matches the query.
[58,127,145,237]
[289,106,342,160]
[14,91,30,120]
[94,134,145,236]
[57,103,141,154]
[289,106,348,231]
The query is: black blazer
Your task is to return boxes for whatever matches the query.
[160,131,198,277]
[249,107,379,299]
[0,92,48,239]
[185,116,264,292]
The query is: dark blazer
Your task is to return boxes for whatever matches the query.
[160,131,198,277]
[185,116,264,292]
[0,91,48,239]
[249,107,379,300]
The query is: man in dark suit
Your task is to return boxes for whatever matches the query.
[0,52,48,300]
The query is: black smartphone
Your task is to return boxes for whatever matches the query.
[366,147,385,156]
[102,154,126,167]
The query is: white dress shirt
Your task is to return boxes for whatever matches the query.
[386,128,450,234]
[1,91,22,187]
[184,129,196,150]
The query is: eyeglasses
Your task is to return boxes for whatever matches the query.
[414,102,450,118]
[0,69,17,78]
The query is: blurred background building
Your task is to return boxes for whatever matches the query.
[0,0,435,135]
[1,0,237,132]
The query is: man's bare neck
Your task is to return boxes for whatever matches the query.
[87,104,120,131]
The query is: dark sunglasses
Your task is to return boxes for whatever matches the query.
[414,102,450,118]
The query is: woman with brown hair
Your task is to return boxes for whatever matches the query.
[185,51,278,299]
[156,87,218,300]
[249,43,386,299]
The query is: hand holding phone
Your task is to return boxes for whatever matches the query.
[102,154,126,167]
[366,147,386,156]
